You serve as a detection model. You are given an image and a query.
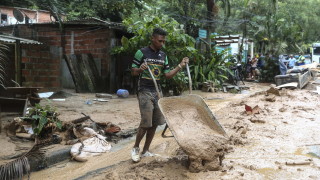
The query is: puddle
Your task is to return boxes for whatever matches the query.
[240,90,250,94]
[307,145,320,159]
[295,146,320,159]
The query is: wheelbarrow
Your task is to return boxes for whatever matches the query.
[144,61,227,139]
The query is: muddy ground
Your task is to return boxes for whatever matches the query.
[1,82,320,180]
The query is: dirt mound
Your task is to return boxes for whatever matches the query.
[105,158,189,180]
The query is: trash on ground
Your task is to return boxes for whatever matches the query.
[266,87,280,96]
[285,160,311,166]
[245,104,261,115]
[16,132,34,139]
[276,82,298,89]
[96,93,113,99]
[202,81,215,92]
[116,89,129,98]
[93,98,109,102]
[312,79,320,85]
[249,118,266,123]
[85,100,92,104]
[70,127,111,162]
[52,99,66,101]
[38,92,54,98]
[313,86,320,95]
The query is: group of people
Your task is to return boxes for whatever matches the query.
[279,54,305,75]
[246,54,265,80]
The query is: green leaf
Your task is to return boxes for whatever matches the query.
[121,37,129,49]
[186,47,196,51]
[55,121,62,129]
[32,115,41,120]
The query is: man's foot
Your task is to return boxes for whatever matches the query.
[131,147,140,162]
[141,151,155,157]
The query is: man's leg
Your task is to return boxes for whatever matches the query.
[131,127,147,162]
[142,125,157,154]
[134,127,147,148]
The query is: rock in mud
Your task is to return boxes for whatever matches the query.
[266,87,280,96]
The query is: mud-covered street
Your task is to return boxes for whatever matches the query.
[4,82,314,180]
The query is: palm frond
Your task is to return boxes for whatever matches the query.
[0,43,8,88]
[0,156,30,180]
[0,142,47,180]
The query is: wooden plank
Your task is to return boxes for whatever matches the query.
[64,54,87,92]
[4,87,41,94]
[15,40,21,85]
[81,54,102,92]
[64,54,101,93]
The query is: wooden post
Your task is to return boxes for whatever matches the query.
[15,40,22,85]
[0,105,2,133]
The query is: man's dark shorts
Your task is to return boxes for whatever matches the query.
[138,89,165,128]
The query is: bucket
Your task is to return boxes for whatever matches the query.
[116,89,129,98]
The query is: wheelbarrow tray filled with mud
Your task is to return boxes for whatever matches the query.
[158,94,228,142]
[159,94,229,171]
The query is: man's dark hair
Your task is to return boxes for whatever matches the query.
[152,28,167,36]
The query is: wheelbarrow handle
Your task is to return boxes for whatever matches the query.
[144,60,162,98]
[186,63,192,94]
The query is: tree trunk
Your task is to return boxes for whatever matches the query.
[206,0,215,52]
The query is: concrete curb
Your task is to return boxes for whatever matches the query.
[29,145,72,171]
[28,126,165,172]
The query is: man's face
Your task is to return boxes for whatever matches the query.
[151,35,166,50]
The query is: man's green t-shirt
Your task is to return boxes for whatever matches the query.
[132,47,170,90]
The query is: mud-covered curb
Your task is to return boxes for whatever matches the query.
[29,145,72,171]
[28,128,143,172]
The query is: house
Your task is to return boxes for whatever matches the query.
[214,35,254,62]
[0,16,132,93]
[0,5,54,25]
[197,30,254,62]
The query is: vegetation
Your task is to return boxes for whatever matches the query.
[24,104,62,138]
[192,49,231,89]
[3,0,320,84]
[112,15,197,94]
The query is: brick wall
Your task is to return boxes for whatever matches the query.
[64,28,113,78]
[1,23,119,92]
[21,44,61,91]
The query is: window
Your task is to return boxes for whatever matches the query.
[1,14,8,25]
[313,47,320,55]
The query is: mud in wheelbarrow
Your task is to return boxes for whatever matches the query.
[158,94,229,172]
[158,94,227,139]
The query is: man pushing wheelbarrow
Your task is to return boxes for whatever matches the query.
[130,27,189,162]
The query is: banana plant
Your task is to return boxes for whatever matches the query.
[191,48,230,89]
